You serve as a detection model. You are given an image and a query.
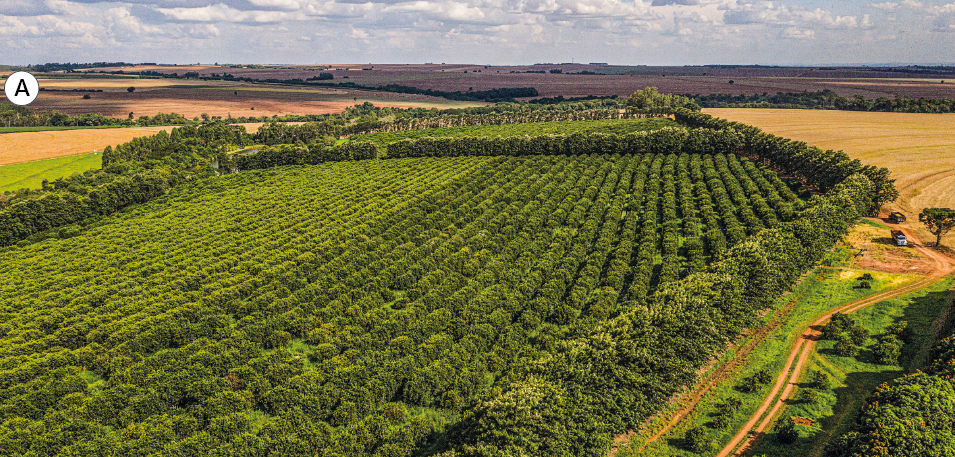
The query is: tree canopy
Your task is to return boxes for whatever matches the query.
[919,207,955,247]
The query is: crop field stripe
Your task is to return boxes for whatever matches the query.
[0,153,101,193]
[0,158,488,336]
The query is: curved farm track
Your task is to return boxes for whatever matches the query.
[717,225,955,457]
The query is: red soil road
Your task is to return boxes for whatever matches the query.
[717,223,955,457]
[623,300,796,455]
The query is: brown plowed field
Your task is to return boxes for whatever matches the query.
[705,108,955,245]
[25,86,475,119]
[81,64,955,100]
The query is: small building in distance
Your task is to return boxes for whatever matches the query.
[889,211,906,223]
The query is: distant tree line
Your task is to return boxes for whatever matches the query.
[127,70,538,103]
[316,82,539,103]
[19,62,134,72]
[689,89,955,113]
[0,104,191,128]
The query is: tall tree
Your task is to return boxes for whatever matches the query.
[919,207,955,247]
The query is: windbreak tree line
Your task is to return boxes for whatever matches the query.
[690,89,955,113]
[0,104,193,128]
[673,108,897,215]
[252,108,666,145]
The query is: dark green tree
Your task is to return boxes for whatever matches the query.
[919,207,955,247]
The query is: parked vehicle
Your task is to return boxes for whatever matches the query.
[891,229,907,246]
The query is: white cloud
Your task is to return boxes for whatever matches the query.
[246,0,302,11]
[780,26,813,40]
[108,6,164,39]
[0,15,39,35]
[188,23,221,36]
[720,1,872,30]
[385,1,487,22]
[156,3,291,22]
[33,15,97,36]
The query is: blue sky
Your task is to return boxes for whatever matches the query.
[1,0,953,65]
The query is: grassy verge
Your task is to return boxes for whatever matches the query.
[0,153,101,193]
[749,276,954,457]
[621,265,924,457]
[350,118,680,151]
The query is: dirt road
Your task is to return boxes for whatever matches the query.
[717,225,955,457]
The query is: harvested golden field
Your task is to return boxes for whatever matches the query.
[0,127,174,166]
[705,108,955,242]
[0,123,290,166]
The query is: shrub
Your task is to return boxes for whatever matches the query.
[774,416,799,444]
[849,325,870,346]
[873,334,903,365]
[810,370,830,390]
[822,312,856,340]
[797,388,818,404]
[685,426,712,454]
[835,336,860,357]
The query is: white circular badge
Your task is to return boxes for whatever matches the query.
[4,72,39,106]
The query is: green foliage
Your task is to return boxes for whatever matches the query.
[352,117,677,152]
[797,388,818,404]
[827,336,955,456]
[810,370,830,390]
[690,89,955,113]
[849,325,870,346]
[684,426,712,454]
[737,370,773,393]
[822,312,856,340]
[626,87,701,113]
[0,153,102,193]
[919,207,955,247]
[0,103,191,128]
[673,108,896,215]
[834,336,860,357]
[873,334,903,365]
[774,416,800,444]
[0,110,886,456]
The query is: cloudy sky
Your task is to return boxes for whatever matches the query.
[1,0,953,65]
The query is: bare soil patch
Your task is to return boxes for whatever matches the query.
[845,220,935,274]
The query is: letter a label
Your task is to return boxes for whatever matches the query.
[4,72,39,106]
[15,79,29,97]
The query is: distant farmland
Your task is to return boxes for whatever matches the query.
[0,126,175,166]
[0,123,290,167]
[21,76,480,118]
[705,108,955,242]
